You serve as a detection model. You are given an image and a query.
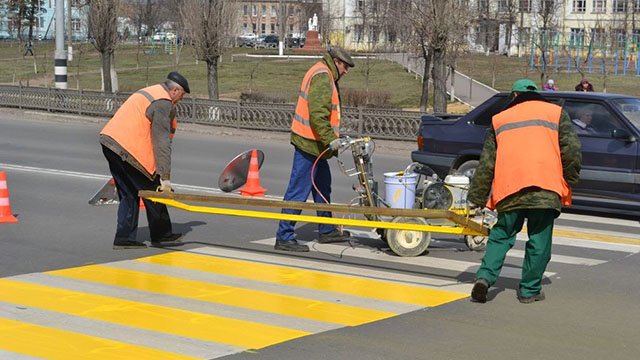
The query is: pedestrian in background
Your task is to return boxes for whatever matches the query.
[24,40,34,56]
[575,78,594,92]
[274,46,355,252]
[100,72,189,249]
[543,79,558,91]
[468,79,582,304]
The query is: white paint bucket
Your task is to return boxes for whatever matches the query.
[383,172,418,209]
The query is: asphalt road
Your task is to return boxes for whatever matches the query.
[1,109,639,360]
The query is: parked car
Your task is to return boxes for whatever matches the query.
[411,91,640,217]
[258,34,279,48]
[238,34,257,47]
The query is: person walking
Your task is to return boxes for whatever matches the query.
[100,72,189,249]
[468,79,582,303]
[24,40,34,56]
[274,47,355,252]
[575,78,594,92]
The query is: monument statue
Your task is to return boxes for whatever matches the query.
[312,13,318,31]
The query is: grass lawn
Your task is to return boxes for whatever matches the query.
[0,41,424,109]
[456,54,640,96]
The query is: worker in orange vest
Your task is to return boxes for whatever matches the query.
[274,46,355,252]
[467,79,582,304]
[100,72,189,249]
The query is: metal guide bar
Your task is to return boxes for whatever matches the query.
[140,191,488,236]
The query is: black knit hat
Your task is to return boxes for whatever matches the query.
[167,71,190,93]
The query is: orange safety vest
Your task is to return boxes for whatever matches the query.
[291,61,340,140]
[487,100,571,210]
[100,84,177,176]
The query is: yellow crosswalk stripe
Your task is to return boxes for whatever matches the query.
[0,317,199,360]
[48,264,396,326]
[136,252,468,307]
[0,279,308,349]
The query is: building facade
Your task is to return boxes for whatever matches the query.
[239,0,321,40]
[0,0,88,41]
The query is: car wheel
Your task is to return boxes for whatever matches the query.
[455,160,478,178]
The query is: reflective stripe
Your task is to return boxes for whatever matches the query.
[299,91,308,100]
[0,180,6,189]
[495,119,558,136]
[136,89,155,103]
[303,68,330,93]
[0,198,9,206]
[331,105,338,111]
[332,126,339,132]
[294,113,311,127]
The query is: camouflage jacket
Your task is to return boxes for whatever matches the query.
[290,52,341,159]
[467,92,582,214]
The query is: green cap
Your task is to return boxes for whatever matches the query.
[511,79,538,92]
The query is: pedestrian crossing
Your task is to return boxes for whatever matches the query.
[0,218,638,359]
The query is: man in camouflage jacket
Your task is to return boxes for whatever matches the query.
[468,79,582,304]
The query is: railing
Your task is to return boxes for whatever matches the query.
[0,85,422,141]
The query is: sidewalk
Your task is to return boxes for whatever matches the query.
[380,53,499,108]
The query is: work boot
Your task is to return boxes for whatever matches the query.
[317,229,352,244]
[471,278,489,303]
[518,291,545,304]
[113,240,148,249]
[274,240,309,252]
[151,233,184,247]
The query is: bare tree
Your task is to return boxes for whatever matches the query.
[88,0,121,93]
[180,0,240,99]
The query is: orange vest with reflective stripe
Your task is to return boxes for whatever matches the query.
[100,84,177,176]
[487,100,571,210]
[291,61,340,140]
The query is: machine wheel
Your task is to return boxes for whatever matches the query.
[455,160,478,178]
[465,235,487,251]
[386,217,431,257]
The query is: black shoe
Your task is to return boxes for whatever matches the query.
[518,291,545,304]
[317,230,352,244]
[274,240,309,252]
[151,233,184,247]
[113,240,148,249]
[471,278,489,303]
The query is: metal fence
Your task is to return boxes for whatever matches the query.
[0,85,421,141]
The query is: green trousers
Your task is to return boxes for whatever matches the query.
[475,208,556,297]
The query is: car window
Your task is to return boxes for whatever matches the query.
[611,98,640,131]
[473,96,510,126]
[563,101,626,138]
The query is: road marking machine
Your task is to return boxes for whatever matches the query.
[140,137,492,257]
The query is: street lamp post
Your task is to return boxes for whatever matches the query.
[55,0,67,89]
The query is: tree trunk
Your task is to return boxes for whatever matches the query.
[207,57,220,99]
[431,47,447,113]
[419,52,432,112]
[102,51,113,93]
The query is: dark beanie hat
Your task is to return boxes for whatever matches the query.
[167,71,190,93]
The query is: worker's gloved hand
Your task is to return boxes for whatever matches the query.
[159,179,173,192]
[329,138,344,151]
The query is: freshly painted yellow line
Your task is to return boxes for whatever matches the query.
[147,198,485,236]
[552,229,640,245]
[136,252,468,307]
[48,265,396,326]
[520,227,640,246]
[0,317,199,360]
[0,279,308,349]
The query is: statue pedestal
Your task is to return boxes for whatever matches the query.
[294,30,324,53]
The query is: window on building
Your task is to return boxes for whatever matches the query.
[613,0,626,12]
[270,24,275,33]
[477,0,488,11]
[592,0,606,12]
[540,0,555,13]
[353,24,363,42]
[370,26,379,42]
[252,23,257,32]
[252,5,257,16]
[356,0,364,12]
[573,0,586,12]
[591,28,605,46]
[519,0,532,11]
[498,0,509,12]
[262,5,266,16]
[289,5,294,16]
[634,0,640,12]
[244,5,248,16]
[289,24,294,31]
[243,23,248,31]
[272,6,277,17]
[261,23,265,34]
[71,19,81,31]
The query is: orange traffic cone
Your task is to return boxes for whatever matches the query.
[239,149,268,196]
[139,198,146,209]
[0,171,19,223]
[88,177,118,205]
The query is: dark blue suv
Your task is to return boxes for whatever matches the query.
[411,92,640,217]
